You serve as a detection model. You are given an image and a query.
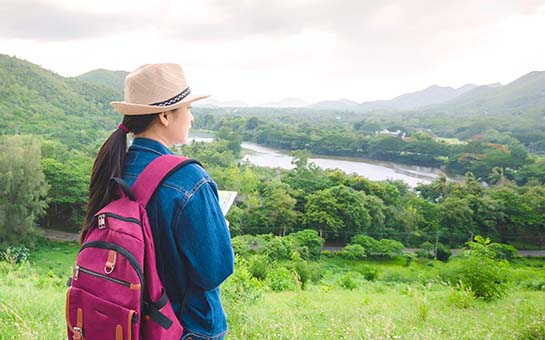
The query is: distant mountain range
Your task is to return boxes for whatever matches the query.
[74,65,545,114]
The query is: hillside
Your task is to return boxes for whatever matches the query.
[437,71,545,114]
[0,54,121,148]
[77,69,127,95]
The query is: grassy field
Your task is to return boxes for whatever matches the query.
[1,240,544,340]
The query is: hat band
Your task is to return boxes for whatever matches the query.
[150,87,191,107]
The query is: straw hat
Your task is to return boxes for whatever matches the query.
[110,63,209,115]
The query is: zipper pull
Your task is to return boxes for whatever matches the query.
[98,214,106,229]
[74,265,80,280]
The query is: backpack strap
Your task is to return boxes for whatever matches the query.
[132,154,201,206]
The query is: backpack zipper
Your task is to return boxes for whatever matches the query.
[91,213,142,230]
[80,241,144,304]
[75,264,132,288]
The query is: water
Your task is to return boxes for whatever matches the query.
[188,134,449,187]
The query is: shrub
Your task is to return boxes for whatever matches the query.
[489,242,518,260]
[222,265,264,304]
[286,229,324,260]
[266,267,298,291]
[416,241,434,259]
[436,242,451,261]
[1,246,30,264]
[338,272,358,290]
[263,236,293,261]
[350,234,405,258]
[290,260,312,289]
[444,236,508,301]
[340,244,367,260]
[248,255,269,280]
[356,264,380,281]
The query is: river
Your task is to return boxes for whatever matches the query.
[188,135,450,187]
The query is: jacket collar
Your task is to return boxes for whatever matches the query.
[129,137,174,156]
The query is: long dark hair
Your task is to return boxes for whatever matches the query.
[80,113,159,243]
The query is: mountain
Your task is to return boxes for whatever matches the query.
[307,84,478,112]
[436,71,545,114]
[310,98,360,110]
[0,54,121,148]
[77,69,127,94]
[260,97,308,107]
[194,98,250,108]
[381,84,478,110]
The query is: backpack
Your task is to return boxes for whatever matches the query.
[66,154,198,340]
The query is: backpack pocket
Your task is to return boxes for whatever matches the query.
[66,287,138,340]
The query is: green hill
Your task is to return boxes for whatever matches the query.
[437,71,545,114]
[0,54,122,149]
[77,68,127,94]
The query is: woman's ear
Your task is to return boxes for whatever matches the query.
[158,111,169,127]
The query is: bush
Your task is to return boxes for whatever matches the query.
[338,272,358,290]
[416,241,434,259]
[340,244,367,260]
[248,255,269,280]
[489,242,518,260]
[290,260,312,289]
[1,246,30,264]
[436,242,451,261]
[286,229,324,260]
[266,267,298,291]
[222,264,264,304]
[356,264,380,281]
[443,236,508,301]
[350,234,405,258]
[263,236,293,261]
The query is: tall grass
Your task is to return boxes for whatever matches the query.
[1,241,544,339]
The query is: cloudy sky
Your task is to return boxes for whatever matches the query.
[1,0,545,104]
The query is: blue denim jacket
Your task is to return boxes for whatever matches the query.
[122,138,234,339]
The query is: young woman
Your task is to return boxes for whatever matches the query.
[80,63,234,340]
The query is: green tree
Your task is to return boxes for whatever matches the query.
[0,135,49,246]
[261,181,298,236]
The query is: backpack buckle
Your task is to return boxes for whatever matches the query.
[72,327,83,339]
[104,250,117,275]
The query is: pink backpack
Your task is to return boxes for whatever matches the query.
[66,155,197,340]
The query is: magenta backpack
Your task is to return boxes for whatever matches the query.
[66,155,197,340]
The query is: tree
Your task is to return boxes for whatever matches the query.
[438,197,474,245]
[40,156,91,230]
[0,135,49,246]
[261,181,298,236]
[303,185,370,241]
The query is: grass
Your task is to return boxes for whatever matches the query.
[1,240,544,339]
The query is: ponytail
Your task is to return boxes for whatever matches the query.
[80,113,159,243]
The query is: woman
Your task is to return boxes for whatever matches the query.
[81,63,235,340]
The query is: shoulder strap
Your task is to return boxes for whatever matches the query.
[132,154,200,206]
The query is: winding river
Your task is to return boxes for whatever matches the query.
[189,135,451,187]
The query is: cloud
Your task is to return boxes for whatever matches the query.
[0,0,144,40]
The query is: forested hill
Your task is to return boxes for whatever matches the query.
[0,54,121,148]
[77,69,127,95]
[434,70,545,114]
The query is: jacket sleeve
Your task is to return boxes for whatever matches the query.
[173,179,235,291]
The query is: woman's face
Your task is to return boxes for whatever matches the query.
[166,105,194,145]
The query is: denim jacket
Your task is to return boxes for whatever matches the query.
[123,138,235,339]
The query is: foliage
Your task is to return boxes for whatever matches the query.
[285,229,324,260]
[444,236,508,301]
[340,244,367,260]
[247,255,269,280]
[266,266,298,291]
[350,235,405,258]
[0,246,30,264]
[337,272,358,290]
[0,135,49,247]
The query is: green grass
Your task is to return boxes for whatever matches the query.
[1,241,544,339]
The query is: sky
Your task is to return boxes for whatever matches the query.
[1,0,545,105]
